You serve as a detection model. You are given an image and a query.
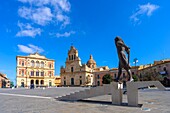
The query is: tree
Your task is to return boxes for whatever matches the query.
[102,74,112,84]
[10,81,14,88]
[132,75,138,82]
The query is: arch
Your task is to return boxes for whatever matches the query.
[41,61,44,68]
[49,80,52,86]
[80,80,82,85]
[36,80,39,85]
[21,79,24,87]
[30,80,34,84]
[40,80,44,85]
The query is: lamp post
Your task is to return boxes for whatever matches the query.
[133,58,139,81]
[133,58,138,67]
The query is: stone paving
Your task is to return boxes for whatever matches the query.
[0,87,170,113]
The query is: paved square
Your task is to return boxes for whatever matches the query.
[0,87,170,113]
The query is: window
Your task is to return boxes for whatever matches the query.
[49,64,52,68]
[41,71,44,76]
[31,71,34,76]
[36,71,39,76]
[21,70,24,76]
[22,61,24,66]
[72,55,73,60]
[97,75,100,79]
[64,77,66,79]
[36,61,39,67]
[80,76,82,79]
[49,72,52,77]
[31,60,34,67]
[41,62,44,68]
[71,67,74,72]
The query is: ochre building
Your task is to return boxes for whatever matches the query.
[16,53,55,88]
[0,72,10,88]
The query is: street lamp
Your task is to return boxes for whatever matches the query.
[133,58,138,67]
[133,58,139,81]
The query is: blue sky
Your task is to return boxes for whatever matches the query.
[0,0,170,83]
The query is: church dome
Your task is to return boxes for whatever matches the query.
[87,55,96,65]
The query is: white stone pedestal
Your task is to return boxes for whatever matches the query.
[111,82,123,105]
[126,81,166,106]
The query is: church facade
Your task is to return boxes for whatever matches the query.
[60,46,97,86]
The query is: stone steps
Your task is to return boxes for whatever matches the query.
[57,84,112,101]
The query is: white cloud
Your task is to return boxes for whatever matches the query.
[18,7,53,26]
[56,31,75,38]
[18,0,71,26]
[17,44,44,53]
[57,0,71,12]
[16,22,41,37]
[56,13,70,27]
[18,0,71,12]
[130,3,159,22]
[17,0,71,37]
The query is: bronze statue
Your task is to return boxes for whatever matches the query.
[114,36,133,82]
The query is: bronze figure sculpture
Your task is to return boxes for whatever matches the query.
[114,36,133,82]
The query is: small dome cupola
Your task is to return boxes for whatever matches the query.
[87,55,96,68]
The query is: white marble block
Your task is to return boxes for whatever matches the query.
[111,82,123,105]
